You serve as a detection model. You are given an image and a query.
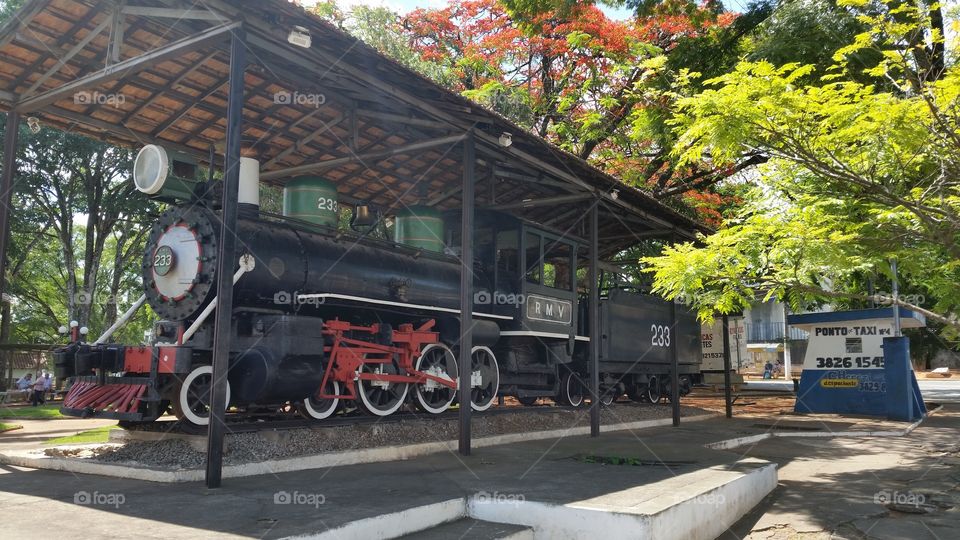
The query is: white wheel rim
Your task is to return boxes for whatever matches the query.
[414,344,458,414]
[357,365,409,417]
[470,346,499,412]
[565,373,583,407]
[648,377,659,401]
[303,380,340,419]
[178,365,230,426]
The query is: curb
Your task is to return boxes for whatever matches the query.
[283,499,467,540]
[704,406,938,451]
[280,458,777,540]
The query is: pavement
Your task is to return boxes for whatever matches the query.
[0,410,778,539]
[0,402,957,539]
[721,405,960,539]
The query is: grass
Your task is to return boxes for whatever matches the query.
[45,425,115,445]
[0,422,22,432]
[0,403,65,419]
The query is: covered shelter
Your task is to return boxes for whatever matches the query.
[0,0,705,486]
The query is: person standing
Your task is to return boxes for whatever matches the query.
[42,373,53,401]
[30,373,45,406]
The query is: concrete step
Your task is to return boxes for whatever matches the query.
[398,518,533,540]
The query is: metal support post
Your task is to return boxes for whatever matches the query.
[0,111,20,306]
[458,131,475,456]
[205,27,245,489]
[722,314,733,419]
[589,204,600,437]
[671,300,680,426]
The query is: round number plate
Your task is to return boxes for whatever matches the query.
[153,245,176,276]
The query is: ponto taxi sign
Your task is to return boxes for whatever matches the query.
[788,307,926,420]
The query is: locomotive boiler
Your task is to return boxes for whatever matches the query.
[54,144,702,427]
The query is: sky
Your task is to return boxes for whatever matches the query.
[304,0,750,20]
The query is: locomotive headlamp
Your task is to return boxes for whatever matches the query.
[133,145,200,202]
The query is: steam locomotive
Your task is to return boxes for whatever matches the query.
[54,145,701,426]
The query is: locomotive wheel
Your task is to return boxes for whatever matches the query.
[172,365,231,427]
[662,376,692,403]
[557,371,584,407]
[356,360,409,417]
[298,379,341,420]
[470,346,500,411]
[413,344,458,414]
[600,388,616,407]
[646,376,663,403]
[518,396,539,406]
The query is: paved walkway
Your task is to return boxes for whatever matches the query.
[722,405,960,539]
[0,411,765,539]
[0,405,956,539]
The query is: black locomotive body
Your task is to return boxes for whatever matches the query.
[55,158,701,426]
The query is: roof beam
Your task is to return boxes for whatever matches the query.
[109,1,124,64]
[22,14,114,98]
[46,105,213,161]
[10,3,106,89]
[261,134,467,181]
[150,76,229,137]
[120,5,224,20]
[120,50,220,123]
[355,109,449,130]
[261,112,345,169]
[492,167,579,191]
[488,193,595,211]
[427,185,462,206]
[15,20,240,113]
[0,0,48,51]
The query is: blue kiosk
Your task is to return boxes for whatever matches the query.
[788,308,926,421]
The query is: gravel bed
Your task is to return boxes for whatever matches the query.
[51,403,711,470]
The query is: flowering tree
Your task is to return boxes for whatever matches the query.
[398,0,749,224]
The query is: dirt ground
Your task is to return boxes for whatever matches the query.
[683,390,800,417]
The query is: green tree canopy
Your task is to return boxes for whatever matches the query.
[643,0,960,336]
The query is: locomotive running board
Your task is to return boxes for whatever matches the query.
[298,292,514,321]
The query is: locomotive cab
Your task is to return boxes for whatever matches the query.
[441,210,579,333]
[443,210,582,402]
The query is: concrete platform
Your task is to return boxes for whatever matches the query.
[0,416,779,540]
